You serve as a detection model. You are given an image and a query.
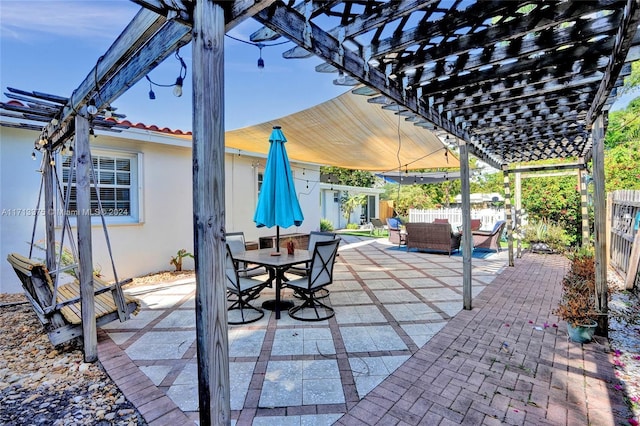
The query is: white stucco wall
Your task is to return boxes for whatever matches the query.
[0,126,321,294]
[224,155,321,243]
[1,127,44,293]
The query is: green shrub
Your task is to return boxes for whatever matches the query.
[523,219,571,253]
[346,223,359,229]
[320,218,334,231]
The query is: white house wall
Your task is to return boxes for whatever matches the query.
[0,127,321,294]
[1,127,44,293]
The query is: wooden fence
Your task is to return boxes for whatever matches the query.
[610,190,640,289]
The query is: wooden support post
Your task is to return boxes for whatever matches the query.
[43,150,56,271]
[514,171,522,258]
[592,115,608,337]
[503,166,514,267]
[75,110,97,362]
[458,138,473,310]
[192,2,231,425]
[578,162,590,247]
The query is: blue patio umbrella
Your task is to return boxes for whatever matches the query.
[254,126,304,253]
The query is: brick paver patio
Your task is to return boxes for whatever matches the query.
[97,235,632,425]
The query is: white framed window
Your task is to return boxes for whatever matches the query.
[60,149,142,224]
[257,170,264,201]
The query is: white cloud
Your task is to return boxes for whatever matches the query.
[0,1,138,42]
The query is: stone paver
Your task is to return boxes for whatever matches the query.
[97,236,632,425]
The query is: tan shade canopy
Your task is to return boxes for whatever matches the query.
[225,90,458,171]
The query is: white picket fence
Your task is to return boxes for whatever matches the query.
[408,208,506,230]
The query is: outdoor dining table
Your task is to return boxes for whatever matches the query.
[232,248,312,319]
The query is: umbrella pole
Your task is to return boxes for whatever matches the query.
[276,226,280,253]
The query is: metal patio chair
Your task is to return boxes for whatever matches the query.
[225,244,271,324]
[285,239,341,321]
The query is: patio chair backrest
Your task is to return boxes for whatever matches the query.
[225,232,246,254]
[370,218,385,228]
[308,231,337,252]
[308,239,340,290]
[224,244,241,292]
[491,220,506,234]
[387,217,402,230]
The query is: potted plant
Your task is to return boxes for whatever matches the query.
[553,247,599,343]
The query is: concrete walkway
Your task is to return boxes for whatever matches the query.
[97,236,631,425]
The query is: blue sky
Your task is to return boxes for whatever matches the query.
[0,0,349,132]
[1,1,636,133]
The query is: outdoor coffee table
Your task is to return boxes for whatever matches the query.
[233,248,311,319]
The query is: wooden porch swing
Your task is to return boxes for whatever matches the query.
[7,141,139,347]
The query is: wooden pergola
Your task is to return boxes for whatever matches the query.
[2,1,640,424]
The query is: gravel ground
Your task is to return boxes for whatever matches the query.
[0,295,146,426]
[608,274,640,425]
[1,269,638,425]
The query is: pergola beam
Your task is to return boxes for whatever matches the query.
[503,162,587,174]
[253,3,470,152]
[44,0,277,149]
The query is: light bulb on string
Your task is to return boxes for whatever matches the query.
[257,43,265,69]
[31,151,36,160]
[173,77,183,97]
[146,76,156,99]
[87,99,98,115]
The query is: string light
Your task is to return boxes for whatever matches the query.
[172,76,184,97]
[87,98,98,115]
[225,34,290,69]
[145,49,187,99]
[103,104,113,119]
[257,43,265,69]
[31,151,36,160]
[147,77,156,100]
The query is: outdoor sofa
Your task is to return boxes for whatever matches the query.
[405,222,461,255]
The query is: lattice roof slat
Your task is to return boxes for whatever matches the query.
[2,0,639,170]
